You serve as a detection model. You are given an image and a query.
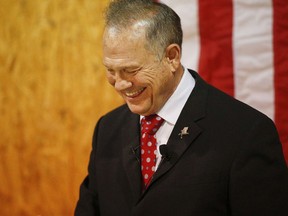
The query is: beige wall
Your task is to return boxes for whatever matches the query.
[0,0,123,215]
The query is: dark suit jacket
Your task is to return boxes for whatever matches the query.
[75,70,288,216]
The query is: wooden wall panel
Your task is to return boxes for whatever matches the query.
[0,0,123,215]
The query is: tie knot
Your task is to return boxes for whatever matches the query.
[141,114,164,135]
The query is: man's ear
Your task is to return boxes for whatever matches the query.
[165,43,181,72]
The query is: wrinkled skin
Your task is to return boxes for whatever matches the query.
[102,21,183,116]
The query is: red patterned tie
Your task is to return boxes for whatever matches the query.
[140,114,164,187]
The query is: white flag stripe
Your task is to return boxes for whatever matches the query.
[160,0,200,70]
[233,0,275,119]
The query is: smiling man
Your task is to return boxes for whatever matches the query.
[75,0,288,215]
[103,18,183,116]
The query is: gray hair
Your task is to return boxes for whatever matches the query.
[104,0,183,57]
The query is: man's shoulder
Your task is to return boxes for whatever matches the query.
[100,103,137,124]
[106,103,130,115]
[188,68,273,123]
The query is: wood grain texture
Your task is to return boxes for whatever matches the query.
[0,0,123,215]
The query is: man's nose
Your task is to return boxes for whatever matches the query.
[114,76,132,91]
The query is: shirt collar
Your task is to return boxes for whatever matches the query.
[156,67,195,125]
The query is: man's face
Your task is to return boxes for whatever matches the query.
[102,25,178,116]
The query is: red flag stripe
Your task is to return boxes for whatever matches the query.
[198,0,234,96]
[273,0,288,163]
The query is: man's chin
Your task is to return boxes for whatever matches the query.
[126,103,151,116]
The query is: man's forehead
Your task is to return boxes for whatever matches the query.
[103,26,120,38]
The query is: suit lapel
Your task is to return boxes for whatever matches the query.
[121,70,209,200]
[144,70,208,193]
[121,112,142,203]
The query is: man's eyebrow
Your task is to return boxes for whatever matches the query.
[103,63,140,71]
[124,65,141,70]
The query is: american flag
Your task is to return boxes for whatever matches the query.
[159,0,288,163]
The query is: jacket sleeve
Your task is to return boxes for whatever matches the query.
[74,118,102,216]
[229,116,288,216]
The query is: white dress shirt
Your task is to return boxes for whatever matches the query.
[140,67,195,170]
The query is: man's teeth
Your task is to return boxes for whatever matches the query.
[125,88,144,97]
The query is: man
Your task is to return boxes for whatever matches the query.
[75,0,288,215]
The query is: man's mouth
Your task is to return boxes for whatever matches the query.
[124,87,145,98]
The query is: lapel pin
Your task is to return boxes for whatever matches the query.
[178,127,189,139]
